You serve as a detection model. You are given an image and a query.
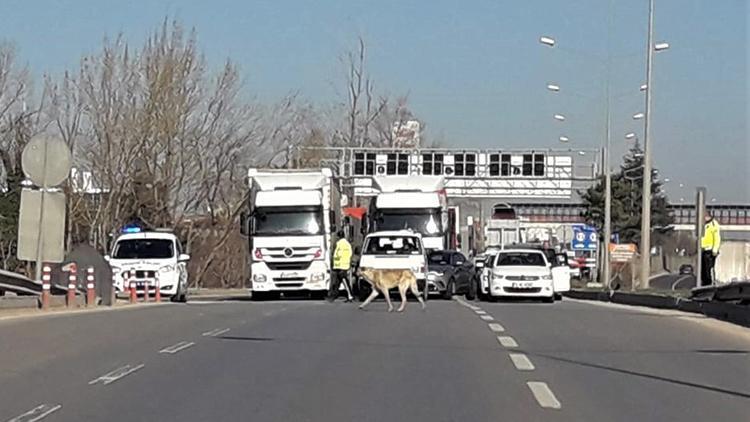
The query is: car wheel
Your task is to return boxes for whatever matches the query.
[465,279,477,301]
[442,279,455,300]
[554,293,563,301]
[252,291,267,301]
[310,291,327,300]
[543,295,555,304]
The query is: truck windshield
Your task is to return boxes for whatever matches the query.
[374,210,442,236]
[113,239,174,259]
[364,236,423,255]
[253,207,324,236]
[495,252,546,267]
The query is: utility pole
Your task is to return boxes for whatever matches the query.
[639,0,656,289]
[601,0,614,291]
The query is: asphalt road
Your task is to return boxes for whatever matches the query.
[1,296,748,421]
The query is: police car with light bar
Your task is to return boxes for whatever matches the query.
[105,226,190,302]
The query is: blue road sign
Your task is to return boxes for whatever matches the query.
[571,225,598,251]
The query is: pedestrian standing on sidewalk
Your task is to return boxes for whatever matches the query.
[327,229,353,302]
[700,212,721,286]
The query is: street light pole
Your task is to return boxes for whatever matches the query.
[639,0,656,289]
[601,0,614,290]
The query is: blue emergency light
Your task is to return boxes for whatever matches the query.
[121,225,142,234]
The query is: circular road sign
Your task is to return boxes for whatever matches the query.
[21,135,72,187]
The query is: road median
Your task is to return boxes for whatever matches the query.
[564,289,750,328]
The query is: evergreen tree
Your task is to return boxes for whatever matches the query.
[581,140,673,245]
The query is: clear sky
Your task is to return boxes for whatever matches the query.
[1,0,747,202]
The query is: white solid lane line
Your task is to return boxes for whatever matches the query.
[497,336,518,348]
[509,353,535,371]
[202,328,230,337]
[89,364,145,386]
[480,315,494,321]
[7,404,62,422]
[488,323,505,332]
[527,382,562,409]
[159,341,196,354]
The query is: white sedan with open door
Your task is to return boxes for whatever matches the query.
[488,249,563,303]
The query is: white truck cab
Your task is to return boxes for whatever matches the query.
[106,229,190,302]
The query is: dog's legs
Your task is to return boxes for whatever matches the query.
[397,285,407,312]
[358,288,380,310]
[410,282,426,310]
[383,287,394,312]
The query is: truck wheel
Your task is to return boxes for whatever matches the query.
[442,279,454,300]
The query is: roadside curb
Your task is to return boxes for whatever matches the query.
[564,290,750,328]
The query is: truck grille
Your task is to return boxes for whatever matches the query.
[266,261,311,271]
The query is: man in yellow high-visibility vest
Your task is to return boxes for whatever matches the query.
[327,230,353,302]
[700,212,721,286]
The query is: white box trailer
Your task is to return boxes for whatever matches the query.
[244,168,341,299]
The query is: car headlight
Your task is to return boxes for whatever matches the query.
[493,275,505,280]
[429,271,444,277]
[311,272,325,282]
[159,265,175,273]
[542,274,553,280]
[253,274,267,283]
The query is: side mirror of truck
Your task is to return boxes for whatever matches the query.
[104,255,110,262]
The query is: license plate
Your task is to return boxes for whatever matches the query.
[512,282,533,288]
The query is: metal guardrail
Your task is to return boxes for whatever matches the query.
[0,269,67,296]
[690,281,750,303]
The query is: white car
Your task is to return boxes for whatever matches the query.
[488,249,566,303]
[106,229,191,302]
[356,230,428,300]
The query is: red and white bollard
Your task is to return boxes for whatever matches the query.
[67,264,78,307]
[142,278,150,303]
[86,267,96,307]
[128,269,137,304]
[155,273,162,303]
[41,264,51,310]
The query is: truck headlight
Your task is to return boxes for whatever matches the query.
[253,274,267,283]
[311,272,325,282]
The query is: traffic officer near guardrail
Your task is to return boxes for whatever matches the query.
[327,229,354,302]
[700,212,721,286]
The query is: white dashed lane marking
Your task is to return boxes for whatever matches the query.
[202,328,230,337]
[527,382,562,409]
[159,341,195,354]
[509,353,535,371]
[488,323,505,332]
[7,404,62,422]
[474,310,487,315]
[89,364,145,386]
[497,336,518,348]
[480,315,494,321]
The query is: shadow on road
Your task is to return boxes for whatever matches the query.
[531,352,750,399]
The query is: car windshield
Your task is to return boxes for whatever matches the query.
[428,251,451,265]
[253,206,324,236]
[374,210,442,236]
[495,252,546,267]
[364,236,423,255]
[113,239,174,259]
